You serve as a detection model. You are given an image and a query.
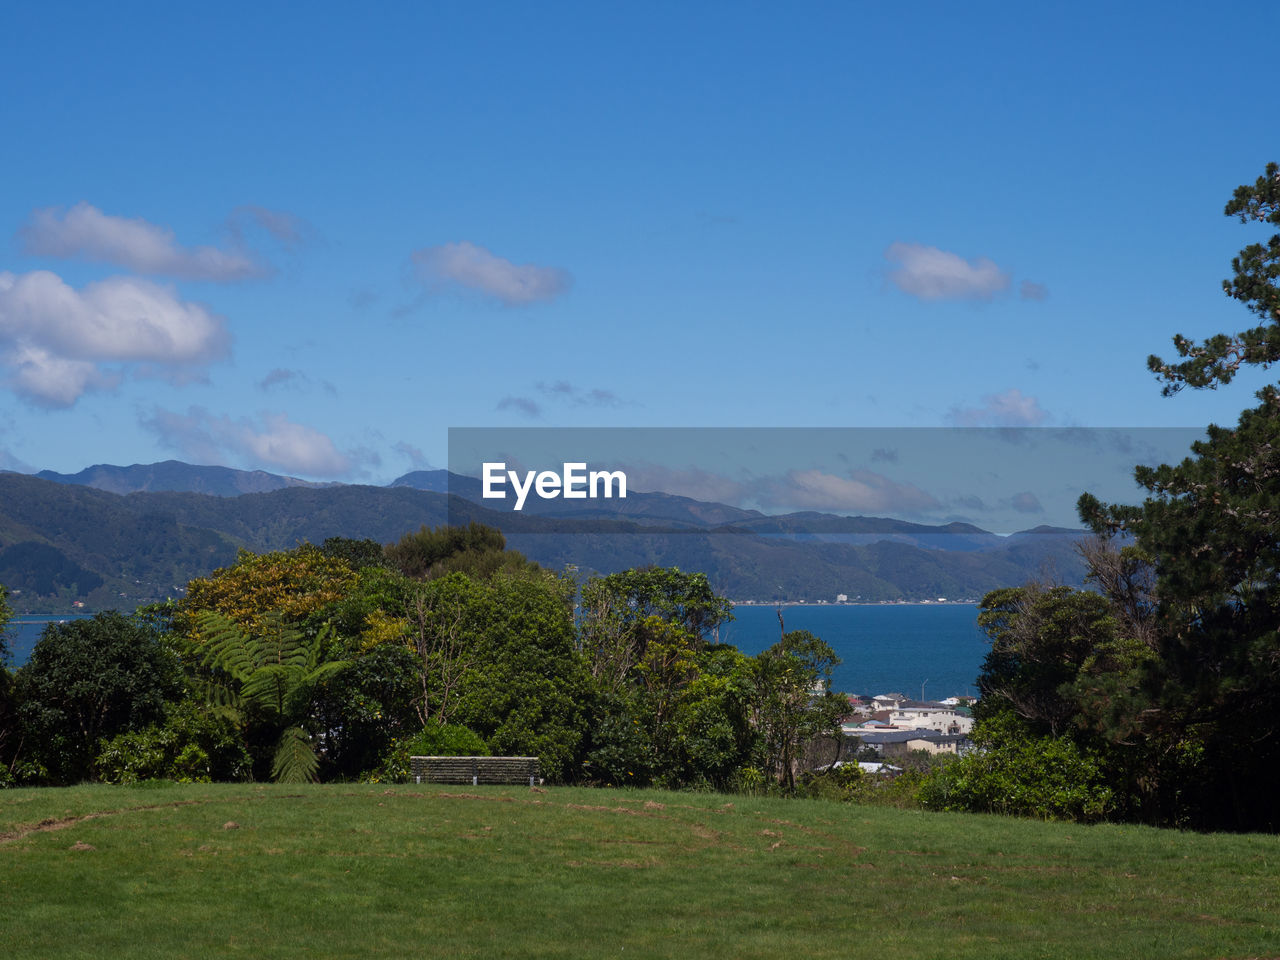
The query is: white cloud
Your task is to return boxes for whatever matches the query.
[1009,491,1044,513]
[20,202,263,281]
[5,344,118,408]
[411,241,571,306]
[757,468,941,514]
[394,441,432,470]
[620,464,749,506]
[885,242,1011,301]
[0,270,230,407]
[0,446,34,473]
[141,406,354,477]
[947,388,1049,427]
[1020,280,1049,301]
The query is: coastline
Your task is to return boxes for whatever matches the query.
[730,599,980,607]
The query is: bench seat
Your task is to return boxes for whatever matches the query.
[409,755,541,786]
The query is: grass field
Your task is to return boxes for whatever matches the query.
[2,782,1278,959]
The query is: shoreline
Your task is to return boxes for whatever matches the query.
[729,599,980,607]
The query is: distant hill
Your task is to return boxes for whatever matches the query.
[390,469,766,528]
[35,460,338,497]
[388,469,452,493]
[0,463,1091,612]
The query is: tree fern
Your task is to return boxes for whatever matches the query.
[185,610,350,782]
[271,725,319,783]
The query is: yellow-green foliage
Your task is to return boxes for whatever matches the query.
[180,547,359,636]
[357,608,409,651]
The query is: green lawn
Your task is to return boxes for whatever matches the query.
[1,782,1277,959]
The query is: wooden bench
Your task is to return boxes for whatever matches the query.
[409,755,541,786]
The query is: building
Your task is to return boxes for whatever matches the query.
[851,728,974,757]
[884,699,974,735]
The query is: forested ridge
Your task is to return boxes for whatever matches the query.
[0,469,1087,611]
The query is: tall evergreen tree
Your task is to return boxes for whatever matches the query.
[1081,162,1280,829]
[1148,162,1280,393]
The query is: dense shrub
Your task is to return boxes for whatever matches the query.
[800,762,866,802]
[15,612,183,784]
[376,720,490,782]
[96,703,251,783]
[311,644,422,779]
[917,735,1116,822]
[801,752,952,808]
[425,572,592,782]
[580,706,653,786]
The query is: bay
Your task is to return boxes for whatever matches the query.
[721,603,989,699]
[5,615,95,667]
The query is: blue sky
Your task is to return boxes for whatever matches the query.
[1,2,1277,522]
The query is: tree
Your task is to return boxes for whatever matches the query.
[324,564,418,652]
[975,583,1122,737]
[320,536,389,571]
[411,571,592,782]
[918,714,1117,823]
[1078,407,1280,827]
[970,579,1163,821]
[658,644,755,789]
[0,582,11,663]
[0,584,17,784]
[749,630,846,792]
[309,642,421,780]
[578,567,733,694]
[95,701,252,784]
[1079,162,1280,828]
[385,522,540,581]
[575,567,752,788]
[1148,162,1280,393]
[405,579,481,727]
[180,545,359,637]
[15,612,183,783]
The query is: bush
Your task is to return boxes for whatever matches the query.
[96,703,251,784]
[580,704,653,787]
[426,572,592,783]
[800,763,866,802]
[16,612,183,783]
[800,753,950,808]
[375,720,490,782]
[310,644,421,780]
[918,736,1116,822]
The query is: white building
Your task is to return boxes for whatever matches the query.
[885,699,974,735]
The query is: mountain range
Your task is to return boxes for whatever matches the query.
[0,461,1089,613]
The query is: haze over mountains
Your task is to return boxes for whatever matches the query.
[0,461,1088,612]
[36,460,341,497]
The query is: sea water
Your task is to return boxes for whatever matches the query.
[721,603,989,699]
[6,615,95,667]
